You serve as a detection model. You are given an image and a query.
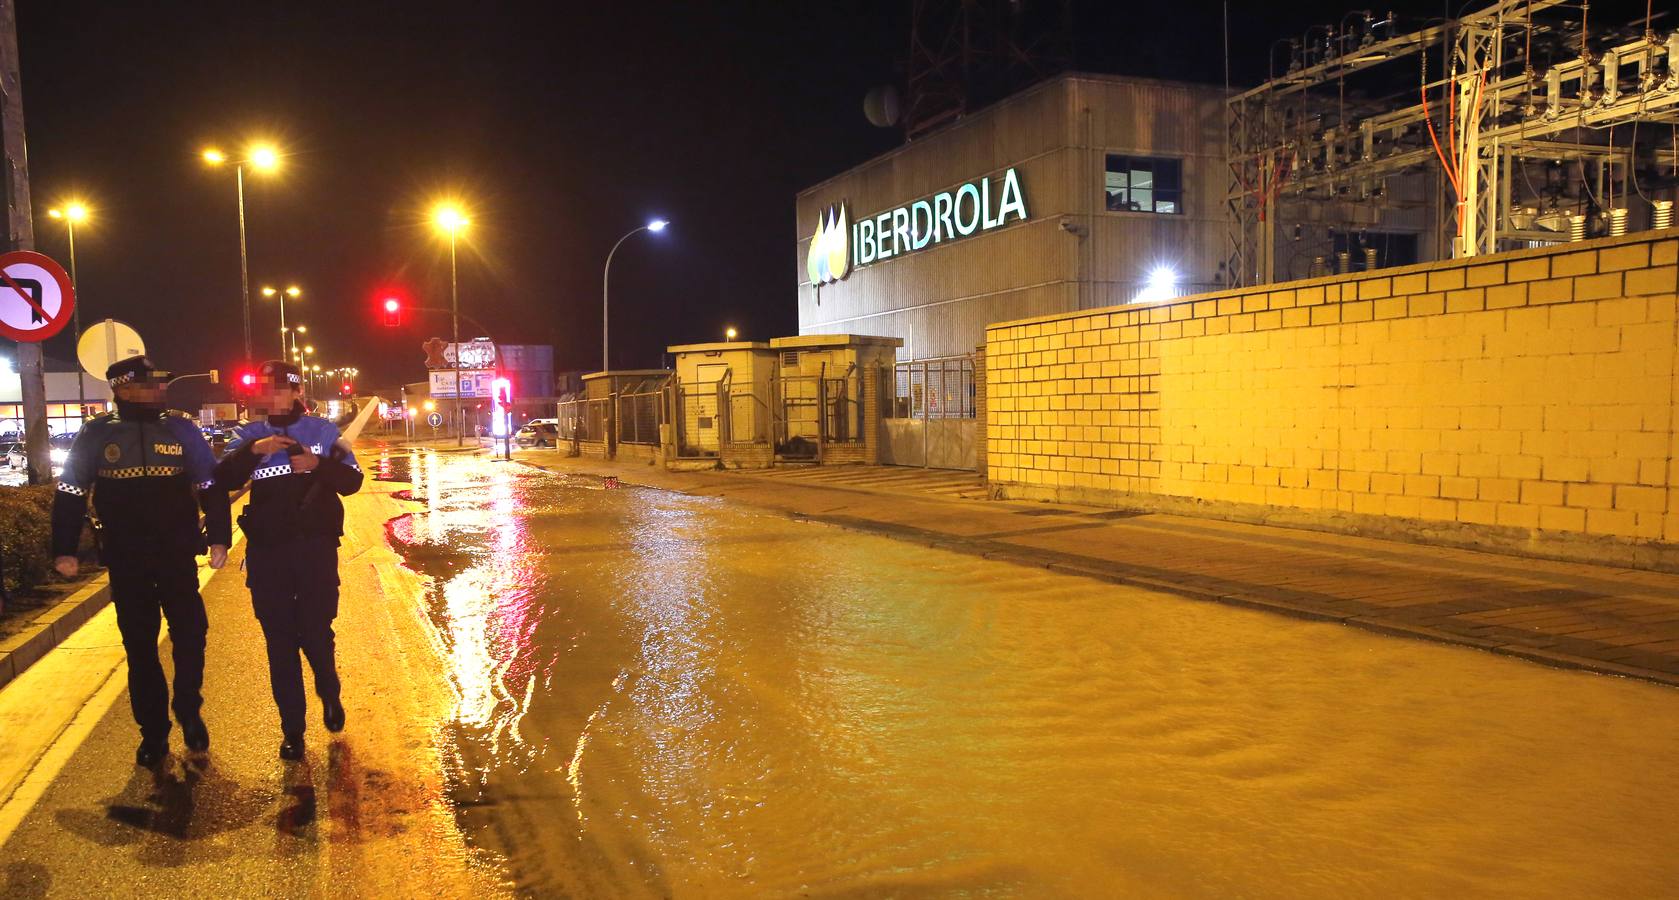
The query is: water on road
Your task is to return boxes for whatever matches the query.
[383,450,1679,897]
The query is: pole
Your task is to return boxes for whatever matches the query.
[0,0,49,483]
[450,233,461,447]
[236,164,252,364]
[277,292,286,360]
[602,225,647,375]
[67,218,84,423]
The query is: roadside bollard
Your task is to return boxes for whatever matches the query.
[603,476,619,490]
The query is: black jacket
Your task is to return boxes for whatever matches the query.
[214,404,363,545]
[51,408,233,562]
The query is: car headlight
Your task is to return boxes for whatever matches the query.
[50,448,68,464]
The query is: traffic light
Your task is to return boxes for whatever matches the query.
[491,376,513,438]
[382,297,401,326]
[341,383,352,396]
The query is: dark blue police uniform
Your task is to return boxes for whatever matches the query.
[215,399,363,747]
[51,408,231,748]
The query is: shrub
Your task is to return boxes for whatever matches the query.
[0,484,59,594]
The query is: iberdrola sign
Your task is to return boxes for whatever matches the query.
[807,167,1028,286]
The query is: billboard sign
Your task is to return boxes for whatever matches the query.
[429,368,495,399]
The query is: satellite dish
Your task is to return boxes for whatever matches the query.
[78,319,146,379]
[864,85,901,128]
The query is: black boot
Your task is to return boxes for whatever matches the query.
[322,699,345,734]
[180,717,211,753]
[279,733,306,761]
[135,737,167,768]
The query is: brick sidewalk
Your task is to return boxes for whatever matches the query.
[501,450,1679,687]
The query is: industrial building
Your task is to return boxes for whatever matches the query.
[799,1,1678,364]
[796,73,1240,361]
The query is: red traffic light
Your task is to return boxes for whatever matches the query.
[382,296,402,327]
[240,371,256,387]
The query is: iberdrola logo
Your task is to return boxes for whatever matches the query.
[806,203,851,285]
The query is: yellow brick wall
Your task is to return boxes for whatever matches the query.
[985,232,1679,565]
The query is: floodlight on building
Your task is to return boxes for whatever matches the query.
[1135,265,1180,303]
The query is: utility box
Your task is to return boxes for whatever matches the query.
[667,341,777,454]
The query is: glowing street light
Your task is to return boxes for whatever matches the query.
[248,143,280,172]
[202,140,285,363]
[431,203,468,235]
[45,200,92,420]
[603,218,670,372]
[725,326,738,341]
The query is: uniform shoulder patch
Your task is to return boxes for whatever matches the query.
[103,442,122,463]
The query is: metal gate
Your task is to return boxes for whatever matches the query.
[880,355,976,470]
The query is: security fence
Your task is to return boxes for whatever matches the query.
[670,366,862,461]
[888,356,976,420]
[616,377,667,446]
[776,367,862,458]
[879,354,978,470]
[556,395,611,443]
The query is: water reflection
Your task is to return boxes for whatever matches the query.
[383,450,1679,898]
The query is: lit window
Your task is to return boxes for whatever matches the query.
[1105,155,1182,215]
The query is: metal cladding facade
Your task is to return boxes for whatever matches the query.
[796,73,1228,360]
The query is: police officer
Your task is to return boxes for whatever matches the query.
[51,356,231,767]
[215,360,362,761]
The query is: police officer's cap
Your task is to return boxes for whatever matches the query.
[258,359,304,387]
[106,355,169,386]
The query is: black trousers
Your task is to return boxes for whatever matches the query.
[246,536,342,737]
[107,553,208,743]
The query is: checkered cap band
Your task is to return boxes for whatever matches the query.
[258,360,303,385]
[107,355,164,386]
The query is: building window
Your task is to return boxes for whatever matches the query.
[1105,155,1182,214]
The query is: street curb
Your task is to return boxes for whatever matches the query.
[0,575,111,692]
[512,456,1679,691]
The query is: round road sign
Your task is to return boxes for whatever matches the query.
[77,319,146,379]
[0,250,75,343]
[427,411,444,428]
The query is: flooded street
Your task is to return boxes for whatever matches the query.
[384,450,1679,897]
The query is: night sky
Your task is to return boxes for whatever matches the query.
[11,0,1656,398]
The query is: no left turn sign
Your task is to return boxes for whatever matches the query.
[0,250,75,343]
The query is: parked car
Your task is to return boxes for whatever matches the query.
[5,436,73,471]
[514,422,560,448]
[48,432,76,466]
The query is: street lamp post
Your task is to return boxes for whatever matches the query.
[295,344,315,398]
[261,284,301,360]
[46,202,89,421]
[431,202,469,446]
[602,218,668,373]
[203,143,280,365]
